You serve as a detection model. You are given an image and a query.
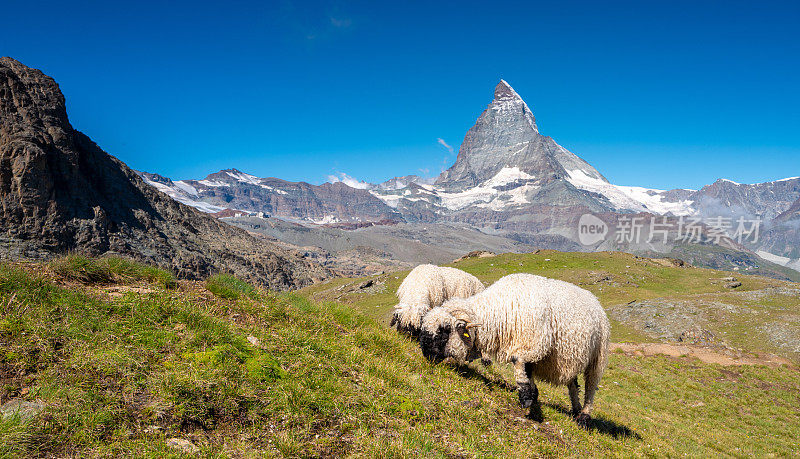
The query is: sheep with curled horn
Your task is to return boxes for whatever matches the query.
[389,264,485,338]
[418,273,610,427]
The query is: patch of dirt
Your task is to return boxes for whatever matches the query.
[453,250,497,263]
[642,257,686,268]
[320,276,389,301]
[611,343,794,368]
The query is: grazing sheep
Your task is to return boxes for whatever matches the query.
[418,273,610,426]
[389,264,485,338]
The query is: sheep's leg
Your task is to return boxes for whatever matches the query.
[513,359,538,409]
[576,364,603,428]
[568,378,582,417]
[577,374,598,427]
[576,342,608,428]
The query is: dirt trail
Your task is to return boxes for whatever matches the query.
[611,342,795,368]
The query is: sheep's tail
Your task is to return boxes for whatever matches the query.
[581,327,610,417]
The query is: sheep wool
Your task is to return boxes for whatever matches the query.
[390,264,485,337]
[418,273,610,426]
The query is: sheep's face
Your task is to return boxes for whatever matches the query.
[419,308,478,364]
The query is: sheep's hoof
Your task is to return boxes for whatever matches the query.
[518,384,537,408]
[575,413,592,428]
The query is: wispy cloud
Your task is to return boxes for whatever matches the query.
[437,138,454,154]
[329,16,352,28]
[326,172,372,189]
[437,138,458,172]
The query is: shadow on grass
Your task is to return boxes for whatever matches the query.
[454,364,516,391]
[441,361,640,440]
[544,403,642,439]
[453,364,640,440]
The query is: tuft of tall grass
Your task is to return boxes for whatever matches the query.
[103,256,177,289]
[205,274,257,300]
[49,254,114,284]
[48,254,176,288]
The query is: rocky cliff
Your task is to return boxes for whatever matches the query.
[0,57,329,289]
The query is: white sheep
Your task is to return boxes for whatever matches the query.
[390,264,485,337]
[418,273,610,427]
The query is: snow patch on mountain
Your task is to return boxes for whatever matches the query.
[756,250,791,266]
[327,172,372,190]
[566,169,695,215]
[198,179,228,187]
[141,176,226,213]
[226,170,263,186]
[371,167,539,211]
[173,180,200,197]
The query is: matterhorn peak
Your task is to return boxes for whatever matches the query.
[435,79,606,191]
[490,79,537,132]
[494,79,521,100]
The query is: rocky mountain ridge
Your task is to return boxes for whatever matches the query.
[0,57,329,289]
[140,168,402,224]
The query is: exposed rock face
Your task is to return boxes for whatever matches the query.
[775,195,800,222]
[140,168,402,223]
[436,80,606,191]
[0,57,328,289]
[757,197,800,260]
[688,178,800,221]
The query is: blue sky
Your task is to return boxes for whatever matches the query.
[3,0,799,189]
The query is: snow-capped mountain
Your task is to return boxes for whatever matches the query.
[141,80,800,225]
[139,80,800,274]
[367,80,800,221]
[437,80,606,191]
[138,169,402,224]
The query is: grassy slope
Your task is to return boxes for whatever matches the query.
[0,255,798,457]
[305,250,800,358]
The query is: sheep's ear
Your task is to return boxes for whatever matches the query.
[455,321,473,341]
[465,323,482,329]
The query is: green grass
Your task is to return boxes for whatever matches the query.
[1,258,799,456]
[103,256,178,289]
[49,253,115,284]
[304,250,800,351]
[49,254,177,288]
[206,273,258,300]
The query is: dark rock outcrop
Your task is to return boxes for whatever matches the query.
[0,57,329,289]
